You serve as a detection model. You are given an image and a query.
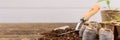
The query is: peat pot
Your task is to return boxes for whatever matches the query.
[101,10,120,40]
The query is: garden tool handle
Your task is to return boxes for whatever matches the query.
[75,4,100,30]
[84,4,100,20]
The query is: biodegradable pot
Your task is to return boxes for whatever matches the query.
[100,23,114,32]
[101,10,120,21]
[101,10,120,40]
[100,22,118,40]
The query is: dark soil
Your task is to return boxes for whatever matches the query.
[38,28,81,40]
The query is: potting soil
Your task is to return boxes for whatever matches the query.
[39,28,81,40]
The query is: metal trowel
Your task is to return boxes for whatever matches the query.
[56,4,100,37]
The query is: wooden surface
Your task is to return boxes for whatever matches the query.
[0,23,76,40]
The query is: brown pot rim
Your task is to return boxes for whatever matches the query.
[101,10,120,13]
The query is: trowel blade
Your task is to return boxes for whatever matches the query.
[54,26,70,30]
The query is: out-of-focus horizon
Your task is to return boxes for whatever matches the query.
[0,0,119,23]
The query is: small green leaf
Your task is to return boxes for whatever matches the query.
[106,0,110,9]
[97,0,104,2]
[97,0,111,9]
[110,17,113,21]
[117,16,120,21]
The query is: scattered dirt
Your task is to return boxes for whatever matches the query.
[38,28,81,40]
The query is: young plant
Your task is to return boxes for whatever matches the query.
[97,0,110,9]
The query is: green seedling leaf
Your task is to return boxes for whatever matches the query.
[110,17,113,21]
[106,0,110,9]
[97,0,111,9]
[97,0,104,2]
[117,16,120,21]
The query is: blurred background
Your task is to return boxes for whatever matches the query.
[0,0,119,23]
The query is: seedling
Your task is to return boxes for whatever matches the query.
[97,0,110,9]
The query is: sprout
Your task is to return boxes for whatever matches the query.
[97,0,110,9]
